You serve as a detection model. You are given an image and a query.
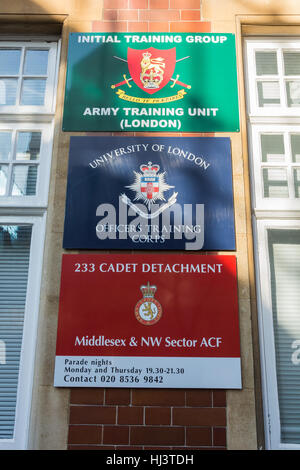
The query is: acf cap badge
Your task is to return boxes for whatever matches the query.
[135,282,162,326]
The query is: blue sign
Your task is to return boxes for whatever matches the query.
[63,137,235,251]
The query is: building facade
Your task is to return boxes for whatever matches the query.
[0,0,299,450]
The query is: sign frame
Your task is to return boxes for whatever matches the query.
[62,136,236,252]
[62,32,240,133]
[54,254,242,389]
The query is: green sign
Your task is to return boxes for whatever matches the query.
[62,33,240,133]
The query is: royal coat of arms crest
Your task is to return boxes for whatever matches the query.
[127,47,176,94]
[111,47,191,103]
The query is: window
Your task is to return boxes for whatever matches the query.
[0,216,46,448]
[0,225,32,440]
[245,38,300,449]
[249,125,300,211]
[246,41,300,116]
[0,43,57,113]
[0,39,59,449]
[0,123,53,206]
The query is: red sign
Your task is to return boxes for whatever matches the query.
[54,254,241,388]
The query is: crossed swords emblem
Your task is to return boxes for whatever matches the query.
[111,55,191,90]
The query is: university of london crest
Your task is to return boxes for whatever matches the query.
[120,161,178,218]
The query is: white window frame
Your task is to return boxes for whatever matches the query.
[0,37,60,450]
[0,41,58,115]
[245,37,300,450]
[248,123,300,213]
[0,121,55,207]
[0,214,47,450]
[246,39,300,119]
[253,218,300,450]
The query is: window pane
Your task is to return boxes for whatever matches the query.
[268,230,300,444]
[261,134,285,162]
[257,81,280,107]
[20,79,46,106]
[0,49,21,75]
[0,166,8,195]
[263,168,289,198]
[23,49,49,76]
[11,165,38,196]
[0,79,17,105]
[16,132,41,161]
[291,134,300,162]
[293,168,300,197]
[256,51,278,75]
[286,81,300,107]
[0,225,32,439]
[0,132,12,161]
[283,51,300,75]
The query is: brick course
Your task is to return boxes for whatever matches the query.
[93,0,211,33]
[68,388,226,449]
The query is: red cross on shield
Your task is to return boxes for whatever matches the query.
[140,176,159,200]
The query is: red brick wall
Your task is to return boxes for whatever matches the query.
[68,388,226,449]
[93,0,211,33]
[67,1,226,451]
